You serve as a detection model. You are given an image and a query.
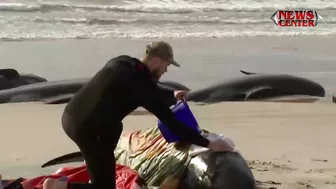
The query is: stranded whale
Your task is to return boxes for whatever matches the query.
[0,68,47,90]
[40,127,256,189]
[0,69,325,105]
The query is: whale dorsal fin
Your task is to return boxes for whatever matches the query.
[0,69,20,79]
[240,70,257,75]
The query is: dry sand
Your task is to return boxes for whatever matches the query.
[1,101,336,189]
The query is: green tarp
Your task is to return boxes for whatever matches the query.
[114,126,190,187]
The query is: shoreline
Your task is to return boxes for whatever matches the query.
[1,33,336,43]
[1,35,336,95]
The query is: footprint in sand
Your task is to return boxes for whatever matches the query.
[296,180,336,189]
[304,167,336,174]
[247,160,297,173]
[325,181,336,185]
[311,158,328,162]
[255,180,281,189]
[297,181,315,189]
[248,160,297,189]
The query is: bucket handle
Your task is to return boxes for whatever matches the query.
[174,100,188,109]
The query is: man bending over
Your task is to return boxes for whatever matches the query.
[44,41,234,189]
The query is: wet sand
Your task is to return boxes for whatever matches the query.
[1,36,336,97]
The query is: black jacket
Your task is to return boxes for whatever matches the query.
[64,55,209,147]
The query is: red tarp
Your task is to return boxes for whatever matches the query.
[4,163,145,189]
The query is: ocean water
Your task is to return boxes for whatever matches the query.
[0,0,335,40]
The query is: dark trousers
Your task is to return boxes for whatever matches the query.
[61,112,122,189]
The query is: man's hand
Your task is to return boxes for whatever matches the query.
[174,90,187,101]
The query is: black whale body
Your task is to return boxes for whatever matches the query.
[0,68,47,90]
[0,78,88,103]
[0,78,190,104]
[0,71,325,105]
[186,74,325,103]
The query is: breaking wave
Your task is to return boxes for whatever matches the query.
[1,30,336,41]
[30,17,272,25]
[1,0,334,41]
[0,1,336,14]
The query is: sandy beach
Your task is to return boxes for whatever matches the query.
[2,0,336,187]
[1,101,336,189]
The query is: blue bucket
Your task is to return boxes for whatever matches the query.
[157,101,201,143]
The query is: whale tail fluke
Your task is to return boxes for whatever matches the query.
[41,151,83,168]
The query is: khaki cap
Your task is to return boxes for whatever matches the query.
[144,41,180,67]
